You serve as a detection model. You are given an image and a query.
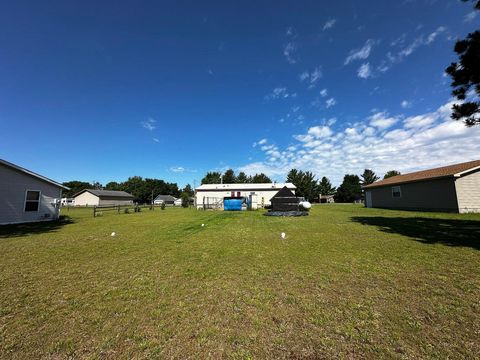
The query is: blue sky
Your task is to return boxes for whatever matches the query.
[1,0,479,187]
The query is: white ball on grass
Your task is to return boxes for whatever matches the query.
[281,232,286,239]
[111,232,116,237]
[201,224,205,227]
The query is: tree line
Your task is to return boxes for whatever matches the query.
[62,177,194,203]
[200,168,401,203]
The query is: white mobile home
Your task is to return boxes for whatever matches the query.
[0,159,69,225]
[73,189,134,206]
[195,183,296,210]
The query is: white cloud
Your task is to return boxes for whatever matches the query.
[386,26,447,66]
[308,126,333,138]
[345,39,375,65]
[265,87,296,100]
[325,98,336,108]
[426,26,445,44]
[141,118,156,131]
[320,88,328,97]
[284,42,297,64]
[299,67,323,87]
[401,100,412,108]
[464,11,477,22]
[239,99,480,185]
[153,138,159,143]
[253,138,268,147]
[357,63,372,79]
[323,18,337,31]
[369,111,399,129]
[170,166,185,173]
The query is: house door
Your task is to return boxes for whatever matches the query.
[365,191,372,208]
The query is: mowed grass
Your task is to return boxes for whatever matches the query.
[0,205,479,359]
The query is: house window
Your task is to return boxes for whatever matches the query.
[237,191,241,197]
[392,186,401,198]
[25,190,41,211]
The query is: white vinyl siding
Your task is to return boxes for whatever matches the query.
[455,170,480,213]
[0,163,63,224]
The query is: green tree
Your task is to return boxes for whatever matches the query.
[182,184,194,197]
[286,169,319,202]
[61,181,93,198]
[335,175,362,203]
[383,170,401,179]
[360,169,379,186]
[223,169,237,184]
[201,171,222,184]
[251,173,272,183]
[236,172,249,183]
[318,176,336,196]
[105,181,122,191]
[181,192,190,208]
[445,1,480,126]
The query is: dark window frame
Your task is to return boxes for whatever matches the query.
[24,190,41,212]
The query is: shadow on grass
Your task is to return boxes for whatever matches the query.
[351,216,480,250]
[0,216,74,238]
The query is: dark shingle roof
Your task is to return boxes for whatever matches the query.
[74,189,134,199]
[363,160,480,189]
[154,195,177,202]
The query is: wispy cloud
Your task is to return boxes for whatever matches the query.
[320,89,328,97]
[323,18,337,31]
[241,99,480,185]
[357,63,372,79]
[283,42,298,64]
[153,138,159,143]
[265,87,297,100]
[169,166,197,173]
[385,26,446,66]
[141,118,156,131]
[345,39,375,65]
[401,100,412,109]
[299,67,323,87]
[325,98,337,108]
[464,11,477,22]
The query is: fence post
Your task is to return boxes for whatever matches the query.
[93,205,97,218]
[117,205,120,214]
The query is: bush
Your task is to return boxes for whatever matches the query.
[181,192,190,208]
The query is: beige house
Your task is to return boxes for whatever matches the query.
[73,189,134,206]
[195,183,296,210]
[0,159,68,225]
[363,160,480,213]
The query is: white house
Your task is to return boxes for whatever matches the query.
[0,159,69,225]
[73,189,134,206]
[195,183,296,210]
[153,194,177,205]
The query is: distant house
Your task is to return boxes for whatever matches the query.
[73,189,134,206]
[363,160,480,213]
[154,195,177,205]
[319,195,334,204]
[195,183,296,210]
[0,159,69,225]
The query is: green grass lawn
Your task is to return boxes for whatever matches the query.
[1,205,479,359]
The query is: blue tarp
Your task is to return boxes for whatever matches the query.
[224,198,243,211]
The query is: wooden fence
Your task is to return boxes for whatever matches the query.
[93,203,158,217]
